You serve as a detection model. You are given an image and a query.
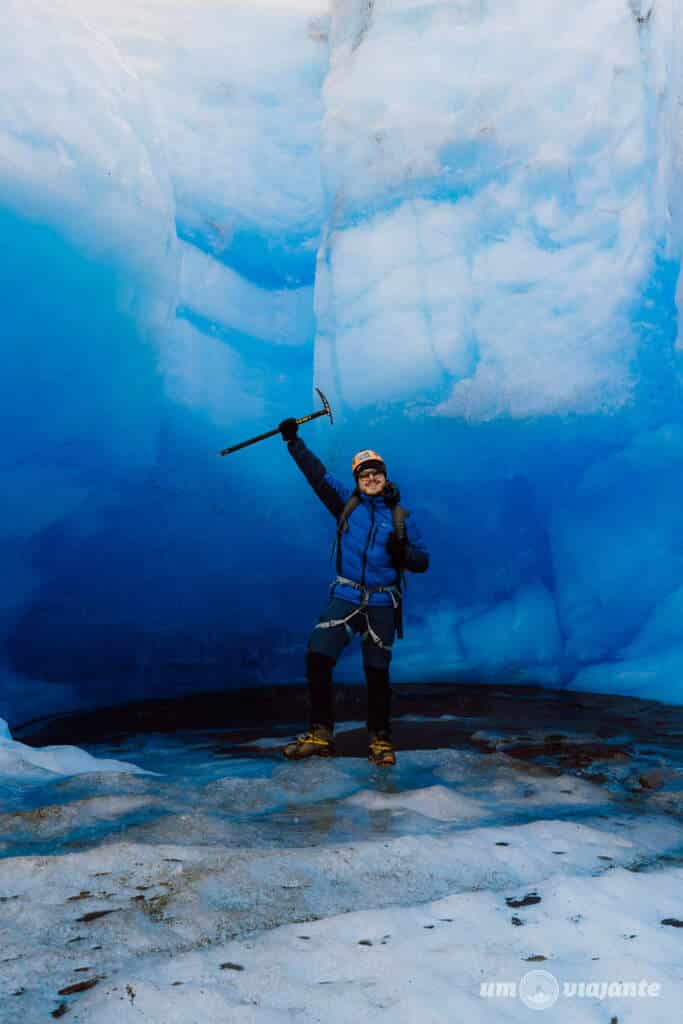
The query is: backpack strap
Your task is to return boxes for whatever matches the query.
[331,492,361,572]
[338,492,361,534]
[391,504,409,540]
[390,505,410,635]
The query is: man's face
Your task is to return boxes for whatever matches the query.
[357,468,386,496]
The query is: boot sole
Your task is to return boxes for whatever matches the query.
[283,746,336,760]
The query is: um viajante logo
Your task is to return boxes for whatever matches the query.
[480,970,661,1009]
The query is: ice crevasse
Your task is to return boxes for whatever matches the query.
[1,0,683,725]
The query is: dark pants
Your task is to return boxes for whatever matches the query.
[306,597,396,736]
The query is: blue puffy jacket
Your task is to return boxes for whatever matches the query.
[288,437,429,606]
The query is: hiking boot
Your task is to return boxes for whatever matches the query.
[283,723,336,760]
[368,731,396,767]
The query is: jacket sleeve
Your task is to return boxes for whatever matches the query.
[403,514,430,573]
[287,437,351,518]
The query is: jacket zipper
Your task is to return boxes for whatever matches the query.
[360,503,376,587]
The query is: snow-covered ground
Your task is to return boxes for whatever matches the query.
[2,708,683,1021]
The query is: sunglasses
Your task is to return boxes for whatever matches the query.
[357,470,385,481]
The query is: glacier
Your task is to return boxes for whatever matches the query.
[2,0,683,727]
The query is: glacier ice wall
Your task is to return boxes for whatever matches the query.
[316,0,683,701]
[0,0,331,725]
[0,0,178,721]
[2,0,683,726]
[318,0,675,416]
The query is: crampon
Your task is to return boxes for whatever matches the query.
[368,733,396,767]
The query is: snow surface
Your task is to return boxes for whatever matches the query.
[1,721,683,1021]
[2,0,683,721]
[0,718,151,780]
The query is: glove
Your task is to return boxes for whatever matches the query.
[382,481,401,508]
[386,531,408,567]
[278,418,299,442]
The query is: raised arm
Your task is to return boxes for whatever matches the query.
[279,420,351,518]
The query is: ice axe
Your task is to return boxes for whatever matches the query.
[219,387,333,456]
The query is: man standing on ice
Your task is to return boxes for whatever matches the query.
[278,417,429,766]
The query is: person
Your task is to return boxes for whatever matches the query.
[278,417,429,766]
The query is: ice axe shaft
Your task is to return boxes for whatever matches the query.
[219,387,333,456]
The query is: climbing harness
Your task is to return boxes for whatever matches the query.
[314,576,402,648]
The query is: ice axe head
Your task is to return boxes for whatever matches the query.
[315,387,334,426]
